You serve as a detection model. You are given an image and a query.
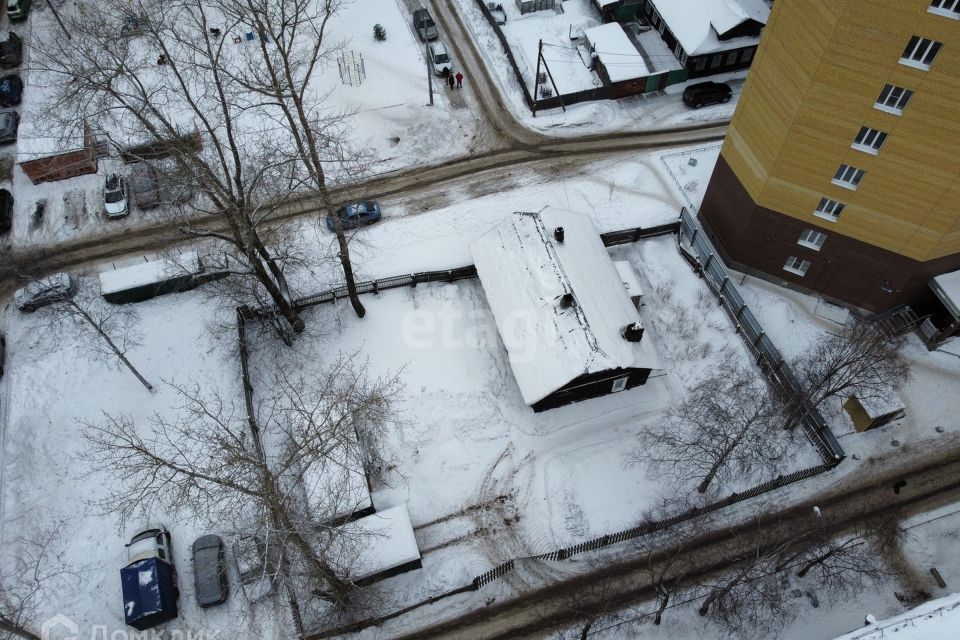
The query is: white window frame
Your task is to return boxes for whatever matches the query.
[814,197,845,222]
[929,0,960,19]
[726,50,738,65]
[900,35,942,70]
[693,57,706,71]
[710,54,722,68]
[611,376,628,393]
[783,256,811,277]
[851,126,888,155]
[742,47,754,63]
[798,228,827,251]
[832,164,866,190]
[874,84,913,115]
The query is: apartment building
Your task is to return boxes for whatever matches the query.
[698,0,960,330]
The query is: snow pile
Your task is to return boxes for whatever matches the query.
[471,208,660,405]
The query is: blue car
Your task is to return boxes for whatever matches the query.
[326,201,382,231]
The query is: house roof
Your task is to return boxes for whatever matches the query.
[931,268,960,320]
[471,209,660,406]
[585,23,650,82]
[344,505,421,582]
[650,0,769,55]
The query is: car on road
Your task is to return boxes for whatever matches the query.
[104,173,130,218]
[13,272,76,312]
[412,8,438,41]
[0,188,11,233]
[0,110,18,145]
[192,534,228,608]
[127,524,174,564]
[682,81,732,109]
[130,162,161,209]
[0,74,22,107]
[6,0,30,22]
[326,201,381,231]
[0,32,22,69]
[427,41,452,76]
[487,2,507,25]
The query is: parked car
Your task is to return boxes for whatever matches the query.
[127,524,174,564]
[0,187,11,233]
[412,8,438,41]
[0,74,22,107]
[13,272,76,312]
[326,200,381,231]
[0,110,18,145]
[0,332,6,378]
[233,534,276,602]
[130,162,161,209]
[6,0,30,22]
[0,32,22,69]
[427,41,452,76]
[487,2,507,25]
[682,81,732,109]
[122,524,178,630]
[104,173,130,218]
[192,535,228,608]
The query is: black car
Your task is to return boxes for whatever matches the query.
[0,74,22,107]
[0,110,17,145]
[0,188,12,233]
[0,33,22,69]
[192,535,228,608]
[682,81,732,109]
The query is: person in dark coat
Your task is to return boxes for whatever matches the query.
[447,72,455,90]
[455,71,464,88]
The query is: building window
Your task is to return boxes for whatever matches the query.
[679,51,688,66]
[851,126,888,155]
[658,20,666,36]
[710,54,722,68]
[783,256,812,276]
[726,50,738,65]
[900,36,942,69]
[742,47,754,63]
[874,84,913,115]
[832,164,866,190]
[694,57,706,71]
[611,376,628,393]
[929,0,960,18]
[798,228,827,251]
[814,197,845,221]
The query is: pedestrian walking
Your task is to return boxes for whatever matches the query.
[455,71,464,88]
[448,72,455,90]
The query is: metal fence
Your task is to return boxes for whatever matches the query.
[679,208,845,464]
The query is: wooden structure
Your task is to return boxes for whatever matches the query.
[19,123,100,185]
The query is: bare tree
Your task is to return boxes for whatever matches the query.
[30,0,370,336]
[630,365,792,494]
[791,320,909,421]
[35,282,153,391]
[79,352,401,611]
[0,521,80,640]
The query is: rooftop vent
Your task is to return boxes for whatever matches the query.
[554,226,565,243]
[621,322,644,343]
[559,293,575,309]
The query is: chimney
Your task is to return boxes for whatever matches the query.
[621,322,644,343]
[559,293,574,309]
[554,226,565,243]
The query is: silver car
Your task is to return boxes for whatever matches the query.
[413,8,438,41]
[130,162,161,209]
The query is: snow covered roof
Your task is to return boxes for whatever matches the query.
[931,269,960,319]
[301,426,373,523]
[347,505,421,582]
[614,261,643,301]
[649,0,769,55]
[832,592,960,640]
[585,23,650,82]
[471,209,660,405]
[852,388,905,420]
[99,253,200,295]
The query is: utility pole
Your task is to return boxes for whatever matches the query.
[425,38,434,106]
[532,39,543,117]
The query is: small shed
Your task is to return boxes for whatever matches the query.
[471,208,661,412]
[843,391,906,432]
[584,22,650,98]
[341,504,422,586]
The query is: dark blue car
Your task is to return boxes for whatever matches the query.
[326,201,381,231]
